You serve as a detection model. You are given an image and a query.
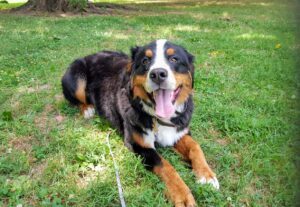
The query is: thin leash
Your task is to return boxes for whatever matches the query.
[105,131,126,207]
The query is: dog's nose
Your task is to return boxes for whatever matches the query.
[150,68,168,84]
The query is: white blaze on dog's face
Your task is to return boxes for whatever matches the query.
[130,39,195,119]
[145,39,176,92]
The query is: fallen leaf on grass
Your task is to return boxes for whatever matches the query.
[275,43,281,49]
[55,115,64,122]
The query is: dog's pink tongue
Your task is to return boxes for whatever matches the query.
[154,89,175,118]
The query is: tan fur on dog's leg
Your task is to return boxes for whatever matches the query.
[75,79,87,104]
[174,135,219,189]
[153,158,196,207]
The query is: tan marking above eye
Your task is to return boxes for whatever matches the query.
[145,49,153,57]
[166,48,175,56]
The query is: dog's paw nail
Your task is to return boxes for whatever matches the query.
[197,176,219,190]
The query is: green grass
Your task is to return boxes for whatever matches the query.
[0,0,299,206]
[0,2,24,10]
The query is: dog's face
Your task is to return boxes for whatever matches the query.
[129,39,194,119]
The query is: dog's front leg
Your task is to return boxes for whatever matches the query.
[174,135,219,189]
[131,133,196,207]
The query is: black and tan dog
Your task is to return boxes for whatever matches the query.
[62,39,219,207]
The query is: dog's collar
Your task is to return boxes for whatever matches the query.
[152,117,177,135]
[149,104,188,128]
[156,118,177,127]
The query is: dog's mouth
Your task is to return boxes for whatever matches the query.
[150,86,181,119]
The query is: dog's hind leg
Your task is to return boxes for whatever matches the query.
[62,59,95,119]
[75,78,95,119]
[79,103,95,119]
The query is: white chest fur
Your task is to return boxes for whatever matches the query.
[144,124,189,148]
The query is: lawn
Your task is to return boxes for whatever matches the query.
[0,0,299,206]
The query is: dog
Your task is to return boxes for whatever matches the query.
[62,39,219,207]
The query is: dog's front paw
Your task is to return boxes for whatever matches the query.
[197,176,219,190]
[196,169,219,190]
[173,192,196,207]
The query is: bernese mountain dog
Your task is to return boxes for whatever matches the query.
[62,39,219,207]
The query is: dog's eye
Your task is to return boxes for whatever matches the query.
[169,57,178,63]
[142,58,150,65]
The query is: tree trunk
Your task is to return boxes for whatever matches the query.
[11,0,107,13]
[10,0,134,14]
[12,0,69,12]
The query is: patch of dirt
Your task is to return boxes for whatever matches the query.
[240,176,269,206]
[202,1,246,6]
[77,165,106,188]
[231,153,242,169]
[11,101,20,110]
[216,138,230,146]
[0,146,6,154]
[9,136,34,152]
[208,128,231,146]
[34,101,66,135]
[77,171,98,188]
[190,13,205,20]
[1,197,9,206]
[18,84,51,94]
[29,160,48,178]
[7,134,40,164]
[54,94,64,102]
[228,171,240,184]
[34,104,54,133]
[208,128,222,138]
[24,196,39,207]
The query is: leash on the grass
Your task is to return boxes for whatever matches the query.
[105,131,126,207]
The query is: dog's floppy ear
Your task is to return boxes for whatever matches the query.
[130,46,141,60]
[184,48,194,64]
[188,53,194,64]
[127,46,140,74]
[184,49,195,88]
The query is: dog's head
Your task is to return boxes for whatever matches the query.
[129,39,194,119]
